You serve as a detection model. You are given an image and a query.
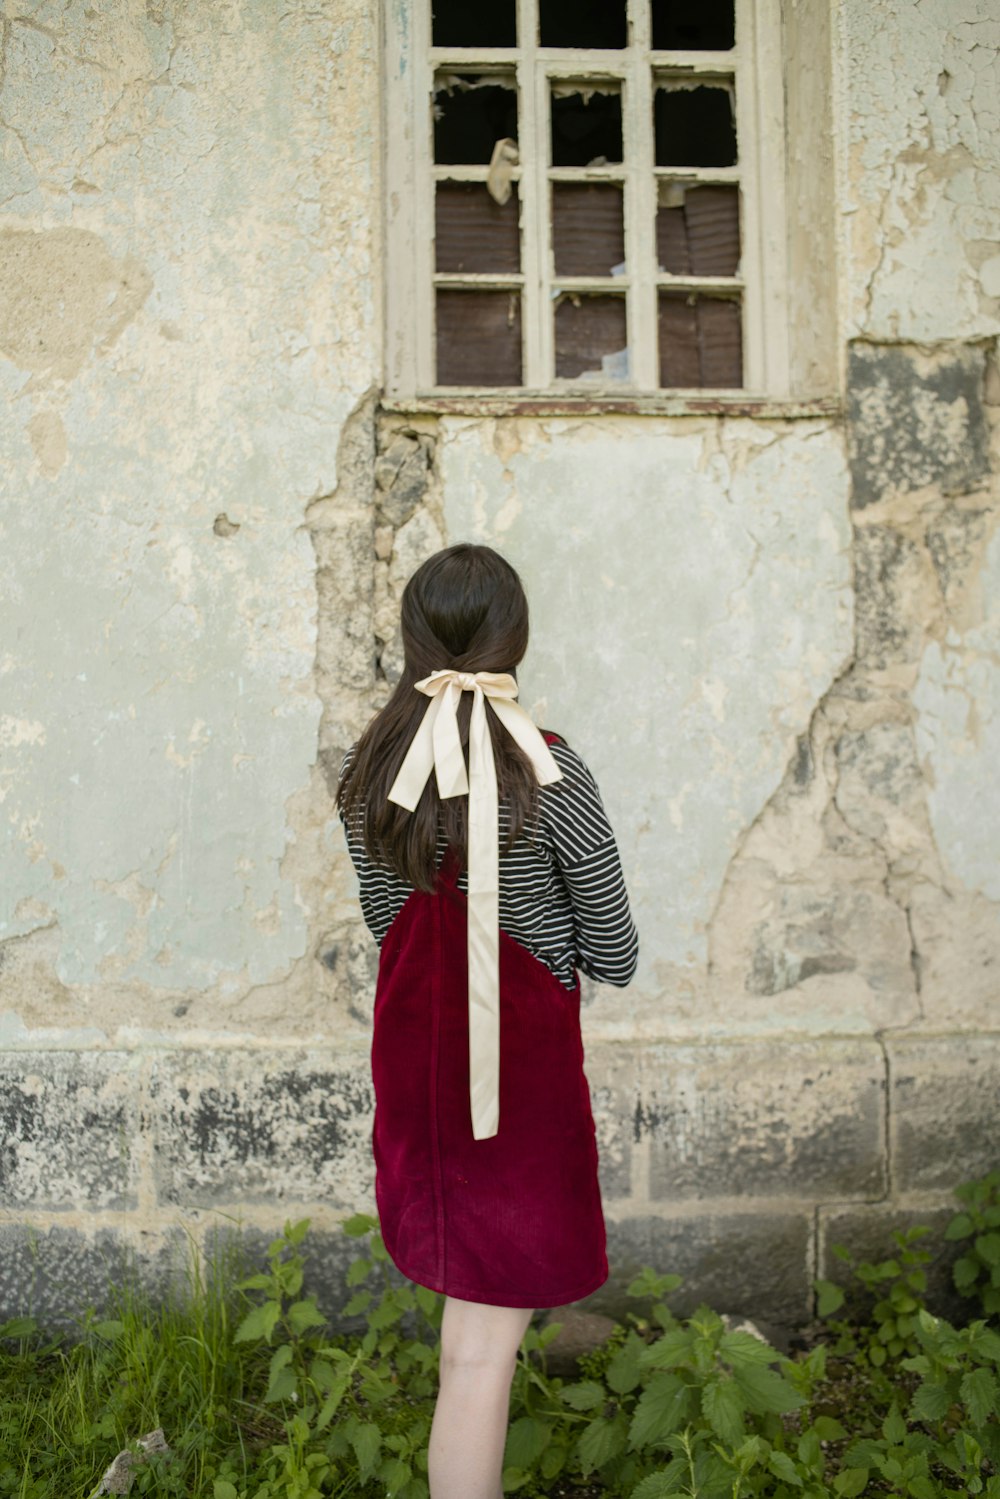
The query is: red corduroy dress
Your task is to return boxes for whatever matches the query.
[370,740,609,1308]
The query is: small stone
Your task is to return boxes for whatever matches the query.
[374,434,419,492]
[538,1307,619,1377]
[374,524,394,560]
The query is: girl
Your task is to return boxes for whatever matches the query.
[337,542,639,1499]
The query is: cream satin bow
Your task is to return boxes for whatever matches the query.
[387,669,563,1140]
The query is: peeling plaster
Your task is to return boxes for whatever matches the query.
[843,0,1000,341]
[439,417,855,1009]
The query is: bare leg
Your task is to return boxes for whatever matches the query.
[427,1294,534,1499]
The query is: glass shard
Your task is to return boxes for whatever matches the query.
[437,290,522,385]
[554,294,628,380]
[434,74,518,165]
[551,86,623,166]
[654,83,737,166]
[658,291,742,387]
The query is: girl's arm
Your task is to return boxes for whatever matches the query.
[543,740,640,987]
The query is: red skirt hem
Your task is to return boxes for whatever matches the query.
[382,1234,610,1309]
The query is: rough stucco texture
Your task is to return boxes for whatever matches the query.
[843,0,1000,341]
[439,417,854,1000]
[0,2,377,989]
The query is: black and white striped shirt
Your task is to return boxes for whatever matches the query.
[339,737,639,993]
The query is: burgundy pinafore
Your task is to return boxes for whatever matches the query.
[369,738,609,1308]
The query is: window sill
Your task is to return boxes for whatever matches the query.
[381,392,842,419]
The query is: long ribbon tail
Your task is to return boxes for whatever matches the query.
[467,686,500,1140]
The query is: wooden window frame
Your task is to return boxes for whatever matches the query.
[384,0,832,413]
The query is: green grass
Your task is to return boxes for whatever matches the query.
[1,1172,1000,1498]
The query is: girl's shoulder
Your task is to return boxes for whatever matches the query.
[537,732,601,793]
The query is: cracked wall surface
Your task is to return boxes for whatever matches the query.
[1,0,999,1337]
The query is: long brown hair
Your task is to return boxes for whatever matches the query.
[336,543,543,891]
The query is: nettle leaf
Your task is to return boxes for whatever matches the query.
[540,1440,568,1480]
[881,1403,907,1445]
[638,1328,694,1370]
[954,1256,981,1291]
[628,1372,691,1449]
[732,1362,805,1416]
[347,1257,372,1286]
[768,1450,803,1487]
[378,1456,411,1492]
[287,1298,327,1335]
[316,1371,351,1430]
[701,1376,746,1446]
[234,1300,281,1345]
[975,1234,1000,1268]
[961,1367,998,1427]
[576,1413,627,1475]
[909,1380,951,1422]
[265,1343,295,1402]
[559,1380,607,1411]
[341,1212,377,1237]
[504,1417,551,1469]
[815,1279,845,1316]
[627,1471,678,1499]
[720,1329,782,1367]
[945,1213,975,1241]
[351,1420,382,1480]
[832,1468,869,1497]
[607,1331,646,1394]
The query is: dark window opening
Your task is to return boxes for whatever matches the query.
[539,0,627,49]
[555,294,628,380]
[432,0,517,47]
[551,87,623,166]
[436,290,523,385]
[651,0,735,51]
[658,291,741,387]
[552,183,625,276]
[656,182,740,276]
[434,74,518,164]
[654,83,737,166]
[436,182,521,273]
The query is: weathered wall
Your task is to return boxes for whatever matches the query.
[1,0,999,1338]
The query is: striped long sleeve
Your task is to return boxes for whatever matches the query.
[338,733,639,992]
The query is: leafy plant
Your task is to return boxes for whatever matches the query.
[813,1224,933,1368]
[946,1168,1000,1321]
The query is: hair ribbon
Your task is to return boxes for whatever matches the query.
[386,670,563,1140]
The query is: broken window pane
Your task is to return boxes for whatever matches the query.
[434,73,518,165]
[551,86,623,166]
[656,182,740,275]
[552,183,624,276]
[539,0,627,49]
[654,83,737,167]
[436,290,522,385]
[554,294,628,380]
[658,291,741,387]
[651,0,735,50]
[432,0,516,48]
[436,183,521,273]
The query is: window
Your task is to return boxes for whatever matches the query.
[385,0,836,406]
